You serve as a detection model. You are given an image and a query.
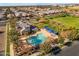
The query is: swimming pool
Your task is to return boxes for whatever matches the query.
[27,33,47,46]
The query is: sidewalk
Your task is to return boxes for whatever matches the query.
[10,43,14,56]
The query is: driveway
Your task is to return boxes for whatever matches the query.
[51,41,79,56]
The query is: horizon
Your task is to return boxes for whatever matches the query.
[0,3,78,6]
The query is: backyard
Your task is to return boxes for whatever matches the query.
[5,6,79,56]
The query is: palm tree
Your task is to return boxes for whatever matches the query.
[8,28,19,44]
[67,27,79,41]
[8,15,19,44]
[58,36,65,44]
[40,41,52,54]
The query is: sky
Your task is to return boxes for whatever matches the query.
[0,0,79,6]
[0,3,53,6]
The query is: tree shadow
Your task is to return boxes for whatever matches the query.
[50,46,61,55]
[64,42,72,47]
[0,32,4,34]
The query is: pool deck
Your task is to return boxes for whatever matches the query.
[37,29,58,39]
[20,29,58,42]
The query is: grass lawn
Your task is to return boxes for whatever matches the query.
[6,23,10,56]
[68,6,79,10]
[51,16,79,29]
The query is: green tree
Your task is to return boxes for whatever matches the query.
[36,17,40,21]
[5,8,12,14]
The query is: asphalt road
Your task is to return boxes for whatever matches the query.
[0,26,5,56]
[51,41,79,56]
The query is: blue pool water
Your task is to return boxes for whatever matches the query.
[27,33,47,46]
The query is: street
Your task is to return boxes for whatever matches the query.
[51,41,79,56]
[0,26,5,56]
